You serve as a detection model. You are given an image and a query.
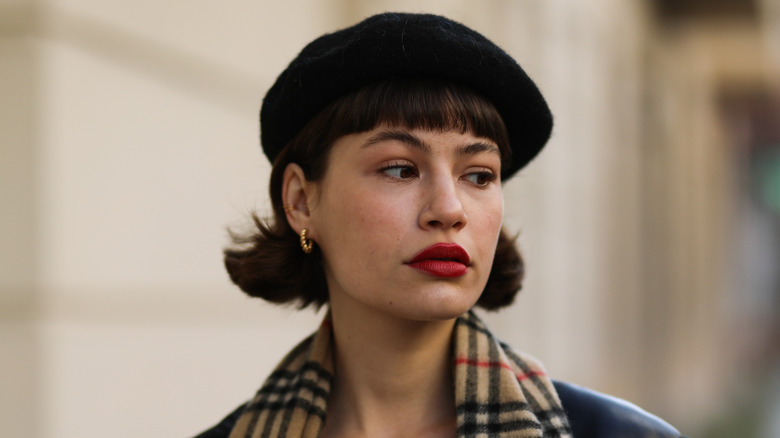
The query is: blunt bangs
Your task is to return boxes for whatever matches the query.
[321,79,512,173]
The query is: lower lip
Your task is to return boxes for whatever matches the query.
[408,260,468,278]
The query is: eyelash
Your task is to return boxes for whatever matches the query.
[380,161,418,179]
[379,162,497,187]
[464,171,498,187]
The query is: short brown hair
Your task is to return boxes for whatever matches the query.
[224,79,524,310]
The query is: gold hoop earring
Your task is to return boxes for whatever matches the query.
[299,229,313,254]
[283,204,295,213]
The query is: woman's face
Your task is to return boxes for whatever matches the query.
[307,125,504,321]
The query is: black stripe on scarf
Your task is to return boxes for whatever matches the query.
[457,417,542,435]
[245,362,333,416]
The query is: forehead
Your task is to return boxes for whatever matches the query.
[360,128,501,156]
[325,126,502,166]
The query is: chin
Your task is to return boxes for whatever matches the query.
[389,294,479,322]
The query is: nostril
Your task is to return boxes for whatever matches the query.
[427,219,444,228]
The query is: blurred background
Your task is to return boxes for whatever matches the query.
[2,0,779,436]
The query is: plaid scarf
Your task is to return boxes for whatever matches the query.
[228,310,571,437]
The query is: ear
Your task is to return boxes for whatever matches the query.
[281,163,317,235]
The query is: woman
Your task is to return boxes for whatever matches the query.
[197,13,682,438]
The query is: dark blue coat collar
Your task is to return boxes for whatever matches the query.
[553,380,682,437]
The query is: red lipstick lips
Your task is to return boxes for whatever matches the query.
[406,243,470,278]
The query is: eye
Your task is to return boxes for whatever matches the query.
[463,170,497,187]
[381,162,418,180]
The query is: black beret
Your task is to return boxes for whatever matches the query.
[261,12,552,178]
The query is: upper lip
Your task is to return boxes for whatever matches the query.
[407,243,471,265]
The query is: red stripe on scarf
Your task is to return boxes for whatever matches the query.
[514,370,547,381]
[455,357,547,381]
[455,357,514,371]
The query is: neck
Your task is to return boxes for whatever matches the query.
[323,299,459,438]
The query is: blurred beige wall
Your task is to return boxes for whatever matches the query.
[2,0,778,437]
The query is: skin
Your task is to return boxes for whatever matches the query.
[283,126,504,438]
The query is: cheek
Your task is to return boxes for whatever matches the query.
[472,197,504,256]
[320,186,408,256]
[354,195,408,251]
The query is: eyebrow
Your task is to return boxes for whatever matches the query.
[361,130,500,157]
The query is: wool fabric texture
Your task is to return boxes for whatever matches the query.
[227,310,571,437]
[260,12,553,180]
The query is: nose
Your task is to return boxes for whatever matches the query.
[419,175,468,231]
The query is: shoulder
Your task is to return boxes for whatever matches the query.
[553,380,683,438]
[192,403,245,438]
